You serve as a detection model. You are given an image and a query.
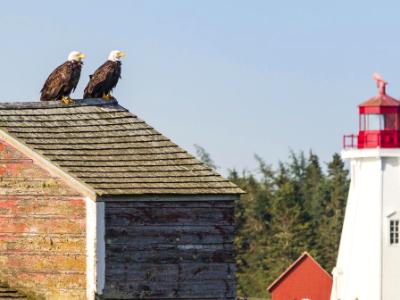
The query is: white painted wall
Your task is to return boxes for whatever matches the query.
[96,202,105,295]
[331,149,400,300]
[382,157,400,299]
[86,198,105,300]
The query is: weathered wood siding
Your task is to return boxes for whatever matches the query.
[0,141,86,299]
[103,199,236,299]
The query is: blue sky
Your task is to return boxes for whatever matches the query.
[0,0,399,174]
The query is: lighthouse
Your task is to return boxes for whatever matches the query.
[331,74,400,300]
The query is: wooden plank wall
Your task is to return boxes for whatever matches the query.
[0,141,86,299]
[103,199,236,300]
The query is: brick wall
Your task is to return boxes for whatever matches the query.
[0,141,86,299]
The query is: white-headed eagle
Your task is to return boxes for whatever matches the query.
[83,50,125,100]
[40,51,85,104]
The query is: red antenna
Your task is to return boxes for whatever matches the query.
[373,72,387,96]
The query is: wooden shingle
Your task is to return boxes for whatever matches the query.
[0,99,243,197]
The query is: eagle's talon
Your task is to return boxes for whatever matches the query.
[61,96,74,105]
[102,93,112,101]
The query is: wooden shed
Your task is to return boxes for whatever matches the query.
[267,252,332,300]
[0,99,243,300]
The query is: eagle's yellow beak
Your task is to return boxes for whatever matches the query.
[78,53,86,59]
[118,51,126,58]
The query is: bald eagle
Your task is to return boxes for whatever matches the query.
[40,51,85,104]
[83,50,125,100]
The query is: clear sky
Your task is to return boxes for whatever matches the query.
[0,0,399,174]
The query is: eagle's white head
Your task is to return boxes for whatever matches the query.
[68,51,85,62]
[108,50,126,62]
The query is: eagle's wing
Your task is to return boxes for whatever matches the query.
[83,61,117,98]
[40,62,73,101]
[70,62,82,93]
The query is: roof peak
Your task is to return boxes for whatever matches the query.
[361,73,400,107]
[359,94,400,107]
[267,251,331,292]
[0,98,118,109]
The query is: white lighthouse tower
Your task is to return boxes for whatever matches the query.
[331,74,400,300]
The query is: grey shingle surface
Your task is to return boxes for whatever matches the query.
[0,99,243,196]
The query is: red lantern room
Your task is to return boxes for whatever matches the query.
[343,73,400,149]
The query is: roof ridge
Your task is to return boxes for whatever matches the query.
[0,98,119,109]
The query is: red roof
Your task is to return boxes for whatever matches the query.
[267,252,332,300]
[360,73,400,107]
[267,252,332,291]
[359,94,400,107]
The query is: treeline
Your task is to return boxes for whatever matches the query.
[195,147,349,298]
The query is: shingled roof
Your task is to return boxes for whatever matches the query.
[0,99,243,197]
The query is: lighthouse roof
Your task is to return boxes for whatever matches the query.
[359,94,400,107]
[360,73,400,108]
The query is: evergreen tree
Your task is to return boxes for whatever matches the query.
[316,153,349,271]
[226,150,349,299]
[230,168,272,297]
[194,144,218,170]
[267,164,309,279]
[302,152,324,219]
[303,152,328,255]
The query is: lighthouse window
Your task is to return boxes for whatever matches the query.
[385,113,397,130]
[365,114,385,130]
[390,219,399,245]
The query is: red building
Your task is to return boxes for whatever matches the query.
[267,252,332,300]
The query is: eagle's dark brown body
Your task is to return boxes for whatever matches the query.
[83,60,121,99]
[40,61,82,101]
